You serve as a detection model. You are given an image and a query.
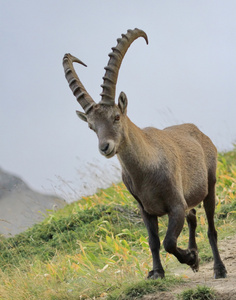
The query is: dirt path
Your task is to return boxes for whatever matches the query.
[142,234,236,300]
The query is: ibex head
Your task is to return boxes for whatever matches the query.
[63,28,148,158]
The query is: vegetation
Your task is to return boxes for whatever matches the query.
[0,146,235,299]
[177,285,217,300]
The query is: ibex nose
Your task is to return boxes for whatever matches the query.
[100,142,110,153]
[99,140,115,157]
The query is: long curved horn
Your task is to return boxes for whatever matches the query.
[63,53,95,113]
[100,28,148,106]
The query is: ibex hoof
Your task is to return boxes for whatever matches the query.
[214,265,227,279]
[188,249,200,272]
[147,269,165,280]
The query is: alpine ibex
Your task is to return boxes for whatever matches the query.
[63,28,227,279]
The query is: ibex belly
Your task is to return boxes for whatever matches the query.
[123,164,208,217]
[181,152,209,209]
[183,172,208,209]
[139,178,208,216]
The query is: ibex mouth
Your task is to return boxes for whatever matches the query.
[104,148,116,159]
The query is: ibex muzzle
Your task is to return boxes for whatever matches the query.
[63,28,227,280]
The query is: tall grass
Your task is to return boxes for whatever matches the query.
[0,147,235,299]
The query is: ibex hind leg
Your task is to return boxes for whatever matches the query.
[203,183,227,278]
[163,206,199,270]
[186,208,200,272]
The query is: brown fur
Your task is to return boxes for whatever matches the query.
[75,100,226,279]
[63,29,227,279]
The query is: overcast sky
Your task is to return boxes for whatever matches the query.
[1,1,236,201]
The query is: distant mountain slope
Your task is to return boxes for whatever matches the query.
[0,168,65,236]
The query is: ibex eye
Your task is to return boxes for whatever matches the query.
[115,115,120,121]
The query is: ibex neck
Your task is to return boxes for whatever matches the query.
[117,117,158,175]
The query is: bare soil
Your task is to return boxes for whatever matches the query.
[142,234,236,300]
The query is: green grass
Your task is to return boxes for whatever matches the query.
[0,146,235,299]
[178,285,217,300]
[107,277,181,300]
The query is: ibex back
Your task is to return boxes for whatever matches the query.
[63,28,227,279]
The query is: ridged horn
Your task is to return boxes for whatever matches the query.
[63,53,95,113]
[100,28,148,106]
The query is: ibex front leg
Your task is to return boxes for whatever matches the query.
[163,205,199,269]
[140,207,165,279]
[186,208,199,272]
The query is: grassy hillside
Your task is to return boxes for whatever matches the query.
[0,146,235,299]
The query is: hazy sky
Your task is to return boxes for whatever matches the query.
[1,1,236,201]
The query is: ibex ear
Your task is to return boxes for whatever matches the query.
[76,110,87,122]
[118,92,128,114]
